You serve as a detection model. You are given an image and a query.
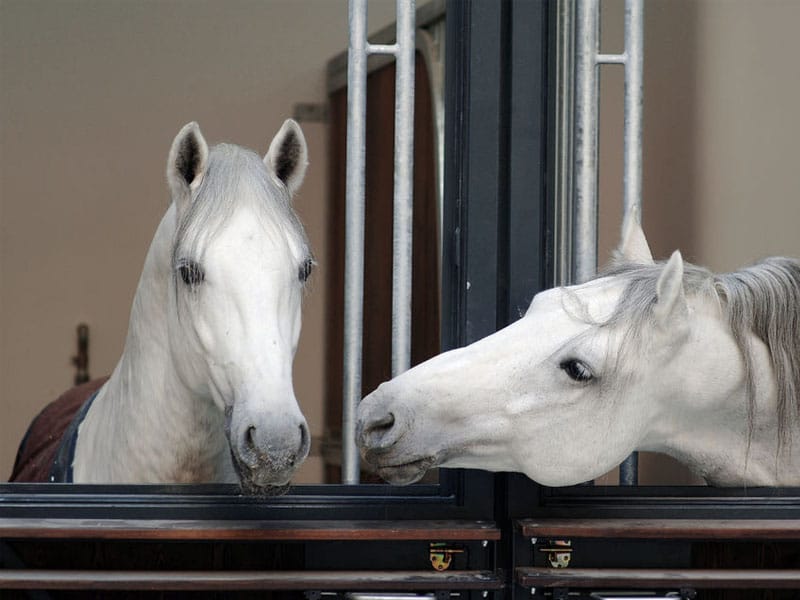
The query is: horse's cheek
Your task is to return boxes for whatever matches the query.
[191,314,217,357]
[172,317,215,388]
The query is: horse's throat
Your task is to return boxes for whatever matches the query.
[162,402,232,483]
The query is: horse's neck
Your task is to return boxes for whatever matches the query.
[73,206,235,484]
[645,314,800,486]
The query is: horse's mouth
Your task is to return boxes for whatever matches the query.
[229,449,295,497]
[238,478,291,497]
[233,462,293,496]
[373,456,436,485]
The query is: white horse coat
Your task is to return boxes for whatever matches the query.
[65,120,313,493]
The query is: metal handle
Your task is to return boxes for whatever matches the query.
[71,323,90,385]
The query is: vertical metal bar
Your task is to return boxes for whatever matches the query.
[572,0,600,285]
[391,0,416,377]
[553,0,576,288]
[618,0,644,487]
[573,0,643,284]
[343,0,417,483]
[623,0,643,220]
[342,0,368,484]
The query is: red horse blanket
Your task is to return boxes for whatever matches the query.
[10,378,107,482]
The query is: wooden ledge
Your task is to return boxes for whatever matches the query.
[517,518,800,540]
[517,567,800,589]
[0,519,500,541]
[0,569,503,591]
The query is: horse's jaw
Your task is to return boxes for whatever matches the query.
[631,302,800,487]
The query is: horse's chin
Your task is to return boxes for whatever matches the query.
[234,461,294,496]
[373,457,436,485]
[238,478,291,497]
[229,452,296,496]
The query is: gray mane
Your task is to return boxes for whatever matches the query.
[172,143,308,268]
[597,256,800,448]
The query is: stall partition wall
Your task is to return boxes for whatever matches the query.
[325,54,441,483]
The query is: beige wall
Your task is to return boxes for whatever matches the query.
[0,0,396,482]
[599,0,800,273]
[596,0,800,485]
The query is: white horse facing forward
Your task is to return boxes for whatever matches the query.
[358,211,800,487]
[13,120,313,494]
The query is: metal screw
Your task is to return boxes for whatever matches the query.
[530,537,537,545]
[481,540,488,548]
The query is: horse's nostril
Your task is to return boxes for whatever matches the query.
[298,422,310,456]
[245,425,257,451]
[363,411,401,450]
[374,412,395,431]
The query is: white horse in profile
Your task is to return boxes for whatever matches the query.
[357,211,800,487]
[12,120,313,494]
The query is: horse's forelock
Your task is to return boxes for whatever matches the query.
[171,144,308,270]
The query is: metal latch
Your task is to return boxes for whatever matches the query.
[429,542,465,571]
[538,539,572,568]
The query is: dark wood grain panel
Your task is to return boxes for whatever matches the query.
[517,567,800,589]
[1,569,503,591]
[0,519,500,541]
[517,519,800,540]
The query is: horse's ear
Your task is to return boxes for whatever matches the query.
[167,122,209,209]
[653,250,687,325]
[615,206,654,264]
[265,119,308,197]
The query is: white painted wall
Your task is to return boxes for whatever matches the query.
[0,0,396,482]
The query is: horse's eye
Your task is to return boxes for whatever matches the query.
[178,260,205,286]
[560,359,594,382]
[299,258,314,283]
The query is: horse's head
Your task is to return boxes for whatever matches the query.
[164,120,311,493]
[357,211,741,486]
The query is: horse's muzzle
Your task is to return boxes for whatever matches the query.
[356,391,410,454]
[357,390,434,485]
[227,409,310,491]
